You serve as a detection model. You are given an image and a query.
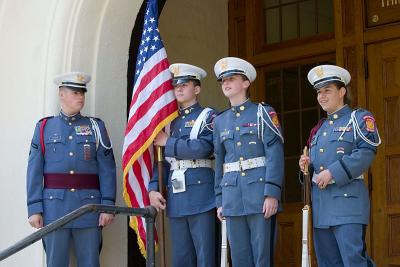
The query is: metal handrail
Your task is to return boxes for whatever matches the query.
[0,204,157,267]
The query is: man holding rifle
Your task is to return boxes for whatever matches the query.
[299,65,380,266]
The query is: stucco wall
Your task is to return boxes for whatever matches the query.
[160,0,229,111]
[0,0,141,266]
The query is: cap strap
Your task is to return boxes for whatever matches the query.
[313,76,343,87]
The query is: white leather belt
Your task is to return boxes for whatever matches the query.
[223,156,266,174]
[312,173,364,185]
[168,158,212,170]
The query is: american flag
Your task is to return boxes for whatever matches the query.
[122,0,177,257]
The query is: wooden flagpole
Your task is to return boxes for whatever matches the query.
[156,146,166,267]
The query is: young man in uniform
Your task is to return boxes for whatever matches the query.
[148,63,217,267]
[213,57,284,267]
[299,65,380,266]
[26,72,116,267]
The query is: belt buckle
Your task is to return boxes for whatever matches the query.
[238,159,244,171]
[192,160,197,168]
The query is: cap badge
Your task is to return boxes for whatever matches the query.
[76,74,86,83]
[315,66,324,78]
[220,59,228,71]
[170,65,180,76]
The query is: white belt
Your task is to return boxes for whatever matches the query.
[168,158,212,170]
[312,173,364,185]
[223,156,266,174]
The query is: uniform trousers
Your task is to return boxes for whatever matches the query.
[226,214,276,267]
[43,227,101,267]
[169,209,216,267]
[314,224,375,267]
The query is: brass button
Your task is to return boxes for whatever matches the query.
[249,131,253,134]
[329,121,333,125]
[90,195,94,199]
[241,172,245,176]
[85,139,89,143]
[184,109,189,114]
[259,178,263,181]
[70,188,76,192]
[333,114,338,119]
[237,142,241,146]
[323,132,327,136]
[53,140,57,143]
[197,180,201,184]
[239,157,244,161]
[319,148,324,153]
[68,136,73,140]
[344,193,348,197]
[236,126,240,131]
[49,196,53,200]
[68,122,72,126]
[69,152,74,156]
[319,166,324,170]
[239,106,245,111]
[224,182,228,186]
[179,129,182,132]
[236,113,240,117]
[182,116,185,119]
[69,170,75,174]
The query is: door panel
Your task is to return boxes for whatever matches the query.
[367,39,400,267]
[254,55,335,267]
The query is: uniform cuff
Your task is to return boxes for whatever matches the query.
[148,182,159,192]
[328,161,350,187]
[28,202,43,218]
[101,199,115,206]
[216,195,222,208]
[165,137,177,157]
[264,183,281,201]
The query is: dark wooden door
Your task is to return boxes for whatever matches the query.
[367,39,400,267]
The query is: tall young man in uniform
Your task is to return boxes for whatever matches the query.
[299,65,380,266]
[27,72,116,267]
[213,57,284,267]
[149,63,217,267]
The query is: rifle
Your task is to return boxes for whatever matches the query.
[301,146,314,267]
[220,219,230,267]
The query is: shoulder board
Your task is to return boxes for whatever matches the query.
[38,116,54,123]
[217,107,230,116]
[89,116,103,121]
[204,106,217,112]
[353,108,373,118]
[354,107,367,112]
[258,102,270,107]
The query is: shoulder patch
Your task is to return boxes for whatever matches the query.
[268,111,280,128]
[363,115,376,132]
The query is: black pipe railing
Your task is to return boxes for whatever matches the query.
[0,204,157,267]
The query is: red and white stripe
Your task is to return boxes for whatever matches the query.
[122,47,177,256]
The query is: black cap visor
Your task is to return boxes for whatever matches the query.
[313,76,344,90]
[217,69,246,81]
[172,75,199,86]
